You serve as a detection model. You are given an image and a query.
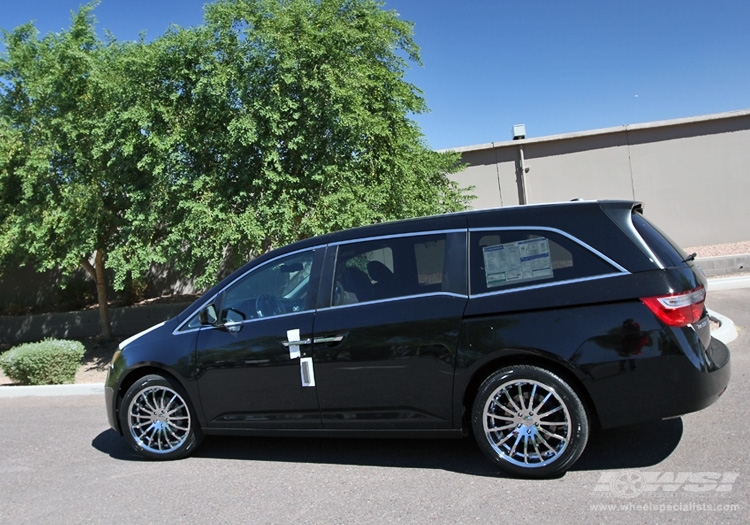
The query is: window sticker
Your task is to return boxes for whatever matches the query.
[483,238,553,288]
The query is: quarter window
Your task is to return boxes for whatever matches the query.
[470,230,616,295]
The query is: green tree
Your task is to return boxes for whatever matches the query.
[152,0,471,284]
[0,4,168,338]
[0,0,470,338]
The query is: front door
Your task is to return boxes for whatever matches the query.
[195,249,322,429]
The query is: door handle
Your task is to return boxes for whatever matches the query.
[281,338,312,347]
[313,335,346,345]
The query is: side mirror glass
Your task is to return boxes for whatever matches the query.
[198,304,218,326]
[221,308,246,333]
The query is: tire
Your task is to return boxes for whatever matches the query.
[471,365,589,478]
[120,374,203,460]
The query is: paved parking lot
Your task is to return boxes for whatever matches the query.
[0,288,747,524]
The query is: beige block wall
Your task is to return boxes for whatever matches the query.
[450,111,750,248]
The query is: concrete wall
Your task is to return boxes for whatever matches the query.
[0,302,191,345]
[450,110,750,247]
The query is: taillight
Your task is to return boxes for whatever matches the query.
[640,286,706,327]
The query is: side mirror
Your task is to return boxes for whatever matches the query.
[198,304,218,326]
[221,308,246,333]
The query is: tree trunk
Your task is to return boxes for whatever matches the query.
[80,250,112,340]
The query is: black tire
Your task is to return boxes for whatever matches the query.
[120,374,203,460]
[471,365,589,478]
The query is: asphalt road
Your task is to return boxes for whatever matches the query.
[1,289,748,524]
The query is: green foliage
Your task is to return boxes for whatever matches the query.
[0,0,471,328]
[0,3,133,337]
[149,0,471,286]
[0,339,85,385]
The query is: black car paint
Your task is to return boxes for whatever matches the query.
[106,200,730,445]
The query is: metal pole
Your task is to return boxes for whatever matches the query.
[518,144,528,205]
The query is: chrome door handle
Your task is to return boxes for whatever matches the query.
[282,338,312,347]
[313,335,345,344]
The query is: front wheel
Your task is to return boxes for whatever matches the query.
[120,374,203,460]
[471,365,589,478]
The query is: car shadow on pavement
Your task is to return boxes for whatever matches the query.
[91,429,150,461]
[92,417,682,477]
[573,417,683,472]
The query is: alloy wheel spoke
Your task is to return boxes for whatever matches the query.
[501,388,523,414]
[538,404,564,419]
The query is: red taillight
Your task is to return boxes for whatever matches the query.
[640,286,706,327]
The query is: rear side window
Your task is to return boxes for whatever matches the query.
[469,229,618,295]
[333,232,466,305]
[631,212,688,268]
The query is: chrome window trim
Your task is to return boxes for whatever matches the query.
[175,325,210,336]
[172,244,326,335]
[469,225,629,274]
[175,308,315,335]
[329,228,465,248]
[319,291,468,312]
[470,272,628,299]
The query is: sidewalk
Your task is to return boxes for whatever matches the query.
[1,274,747,399]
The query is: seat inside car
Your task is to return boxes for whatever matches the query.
[367,260,397,299]
[337,266,374,303]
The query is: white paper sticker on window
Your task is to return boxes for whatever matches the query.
[483,238,553,288]
[300,357,316,387]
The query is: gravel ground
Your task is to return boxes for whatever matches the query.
[685,240,750,258]
[1,242,748,387]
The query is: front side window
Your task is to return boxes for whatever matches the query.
[221,250,316,321]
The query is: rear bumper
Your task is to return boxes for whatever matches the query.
[589,336,730,429]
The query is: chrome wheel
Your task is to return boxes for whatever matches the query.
[482,379,571,467]
[472,365,588,478]
[127,385,191,454]
[120,374,202,460]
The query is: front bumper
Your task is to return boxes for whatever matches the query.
[105,385,119,433]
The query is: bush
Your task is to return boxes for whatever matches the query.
[0,339,85,385]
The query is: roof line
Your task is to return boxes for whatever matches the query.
[441,108,750,153]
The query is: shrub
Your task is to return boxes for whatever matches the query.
[0,339,85,385]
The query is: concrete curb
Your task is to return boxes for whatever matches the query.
[707,275,750,291]
[698,254,749,278]
[0,382,103,398]
[2,275,747,398]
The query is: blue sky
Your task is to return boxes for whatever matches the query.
[3,0,749,149]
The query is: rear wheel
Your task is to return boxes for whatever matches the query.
[471,365,589,478]
[120,374,203,460]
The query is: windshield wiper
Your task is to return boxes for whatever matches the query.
[683,252,697,262]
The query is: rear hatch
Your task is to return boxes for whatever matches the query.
[630,209,712,349]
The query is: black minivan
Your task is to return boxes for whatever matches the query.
[105,200,730,477]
